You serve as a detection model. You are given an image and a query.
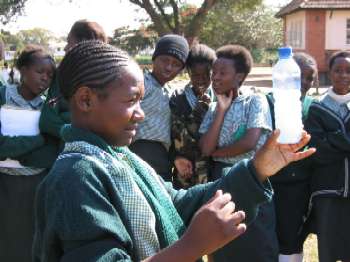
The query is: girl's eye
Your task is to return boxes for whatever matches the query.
[129,97,139,105]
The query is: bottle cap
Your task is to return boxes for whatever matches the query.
[278,47,292,59]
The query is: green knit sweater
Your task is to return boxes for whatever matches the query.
[33,125,273,262]
[39,77,70,151]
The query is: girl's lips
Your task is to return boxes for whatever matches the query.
[162,71,172,77]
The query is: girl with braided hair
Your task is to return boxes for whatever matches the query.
[0,45,57,261]
[33,40,315,262]
[39,19,107,151]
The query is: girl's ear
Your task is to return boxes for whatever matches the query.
[236,73,245,84]
[73,86,96,112]
[19,66,28,82]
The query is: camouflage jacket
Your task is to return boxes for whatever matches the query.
[169,84,212,187]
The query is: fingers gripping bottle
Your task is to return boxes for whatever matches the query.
[272,47,303,143]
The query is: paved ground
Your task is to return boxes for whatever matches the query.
[172,66,329,97]
[243,66,328,97]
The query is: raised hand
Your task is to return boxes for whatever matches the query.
[253,130,316,181]
[216,90,233,113]
[199,93,211,104]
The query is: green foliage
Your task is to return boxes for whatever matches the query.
[0,0,26,24]
[0,28,55,52]
[135,55,152,65]
[0,29,24,51]
[200,3,283,51]
[251,48,278,65]
[110,25,157,56]
[128,0,264,39]
[16,28,54,48]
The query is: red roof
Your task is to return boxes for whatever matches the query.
[276,0,350,17]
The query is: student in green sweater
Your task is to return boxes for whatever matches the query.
[33,40,315,262]
[0,45,57,261]
[39,19,108,149]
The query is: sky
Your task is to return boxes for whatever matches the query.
[1,0,291,38]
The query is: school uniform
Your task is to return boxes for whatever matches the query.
[199,93,272,180]
[169,84,212,188]
[33,124,274,262]
[0,85,59,261]
[130,71,172,180]
[266,93,315,255]
[39,76,71,151]
[199,93,278,262]
[304,88,350,262]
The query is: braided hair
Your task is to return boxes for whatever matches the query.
[58,40,132,100]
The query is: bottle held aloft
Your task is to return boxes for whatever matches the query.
[272,47,303,144]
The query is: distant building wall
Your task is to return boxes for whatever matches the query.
[305,10,327,72]
[325,10,350,50]
[285,11,306,50]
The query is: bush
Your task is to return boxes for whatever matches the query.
[135,55,152,65]
[251,48,278,66]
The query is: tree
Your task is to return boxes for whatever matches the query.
[1,0,264,44]
[0,0,26,24]
[110,25,157,55]
[127,0,262,43]
[0,29,24,51]
[200,3,283,50]
[0,28,56,53]
[16,28,55,48]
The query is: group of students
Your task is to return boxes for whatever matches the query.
[0,18,348,262]
[0,62,20,86]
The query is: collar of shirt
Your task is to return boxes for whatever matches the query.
[6,84,44,109]
[184,84,198,109]
[145,71,171,91]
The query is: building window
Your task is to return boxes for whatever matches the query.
[347,19,350,45]
[287,20,304,48]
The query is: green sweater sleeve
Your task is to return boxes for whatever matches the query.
[0,134,45,159]
[33,156,136,262]
[14,135,59,168]
[164,159,273,226]
[39,102,70,138]
[39,78,71,139]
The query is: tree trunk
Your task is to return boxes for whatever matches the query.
[185,0,219,43]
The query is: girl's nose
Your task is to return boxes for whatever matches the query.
[42,74,49,82]
[134,102,145,122]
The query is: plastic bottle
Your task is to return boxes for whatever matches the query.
[272,47,303,144]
